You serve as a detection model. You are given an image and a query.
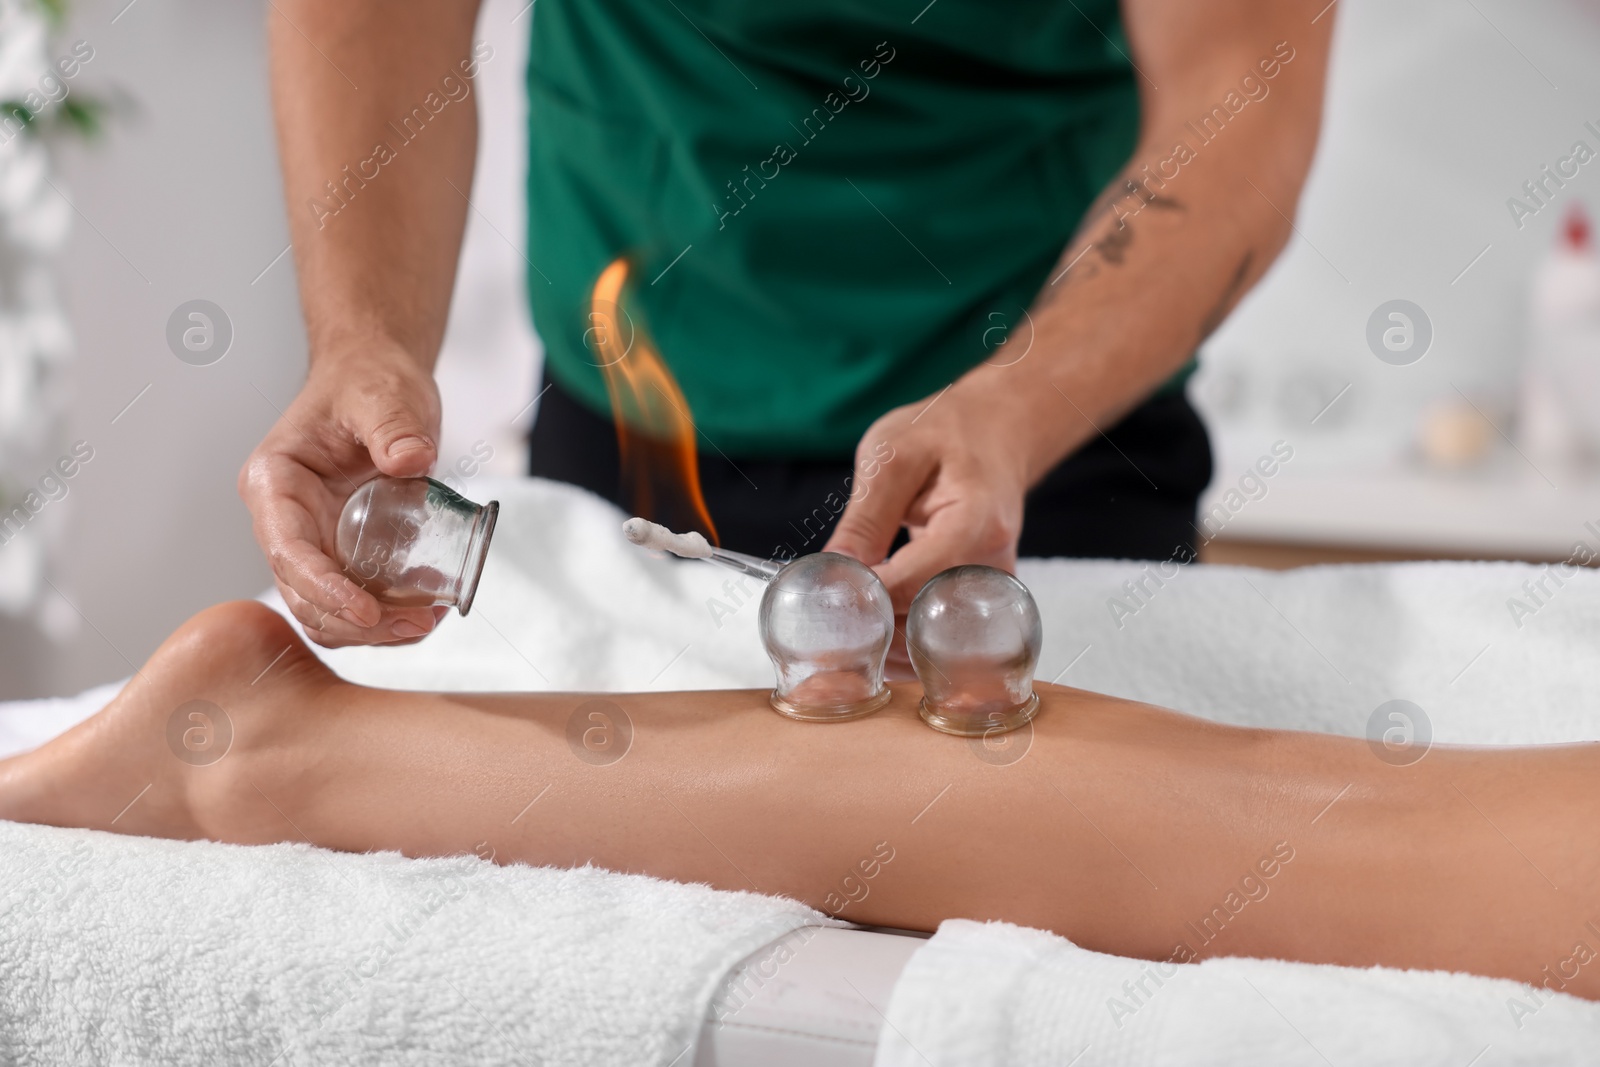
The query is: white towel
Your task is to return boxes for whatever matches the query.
[876,919,1600,1066]
[1017,555,1600,746]
[0,819,825,1066]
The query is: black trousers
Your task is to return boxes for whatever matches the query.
[527,371,1213,562]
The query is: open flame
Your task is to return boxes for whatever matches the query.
[589,257,720,545]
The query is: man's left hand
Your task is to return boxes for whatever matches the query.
[823,378,1039,612]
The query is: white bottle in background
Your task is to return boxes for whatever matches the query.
[1519,204,1600,467]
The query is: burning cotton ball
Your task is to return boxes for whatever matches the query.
[621,517,712,559]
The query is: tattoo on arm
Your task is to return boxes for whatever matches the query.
[1050,175,1187,297]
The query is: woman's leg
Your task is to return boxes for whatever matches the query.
[2,600,1597,999]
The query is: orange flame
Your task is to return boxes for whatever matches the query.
[589,257,720,545]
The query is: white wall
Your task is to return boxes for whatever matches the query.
[5,0,306,698]
[1198,0,1600,470]
[0,0,534,697]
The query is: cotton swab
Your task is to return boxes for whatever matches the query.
[622,517,783,580]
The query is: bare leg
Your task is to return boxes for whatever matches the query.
[3,601,1598,999]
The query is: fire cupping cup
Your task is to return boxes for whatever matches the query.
[907,565,1042,737]
[335,476,499,616]
[759,552,894,723]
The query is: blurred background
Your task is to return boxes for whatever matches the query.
[1,0,1598,698]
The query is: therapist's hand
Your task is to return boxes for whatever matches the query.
[823,379,1036,612]
[239,343,447,648]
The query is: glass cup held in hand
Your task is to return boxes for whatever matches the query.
[335,476,499,615]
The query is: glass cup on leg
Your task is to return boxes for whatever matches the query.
[334,476,499,615]
[759,553,894,722]
[907,565,1042,737]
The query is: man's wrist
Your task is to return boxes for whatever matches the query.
[955,361,1084,488]
[308,326,434,376]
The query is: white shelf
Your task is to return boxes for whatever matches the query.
[1199,452,1600,559]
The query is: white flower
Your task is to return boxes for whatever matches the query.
[0,526,43,614]
[0,0,72,621]
[0,1,49,101]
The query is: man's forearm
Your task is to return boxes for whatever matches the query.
[269,0,485,368]
[966,28,1330,487]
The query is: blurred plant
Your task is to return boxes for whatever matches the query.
[2,93,105,139]
[0,0,108,142]
[0,0,101,630]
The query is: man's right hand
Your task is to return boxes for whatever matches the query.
[258,0,481,644]
[240,344,446,647]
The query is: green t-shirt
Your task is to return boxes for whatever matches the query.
[527,0,1154,458]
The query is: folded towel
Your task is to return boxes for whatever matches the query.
[877,919,1600,1066]
[0,819,826,1066]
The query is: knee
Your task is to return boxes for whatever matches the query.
[163,599,305,668]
